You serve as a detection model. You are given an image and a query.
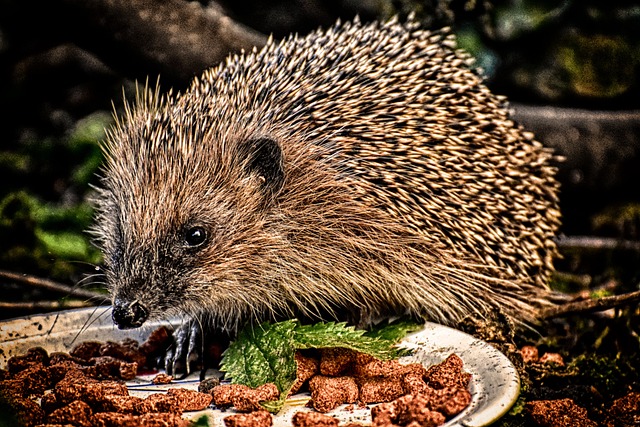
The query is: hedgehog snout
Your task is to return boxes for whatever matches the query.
[112,298,149,329]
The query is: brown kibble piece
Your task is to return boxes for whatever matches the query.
[610,391,640,423]
[99,340,147,367]
[93,411,189,427]
[0,393,45,427]
[539,352,564,366]
[47,400,93,427]
[319,348,357,376]
[420,386,471,417]
[213,384,249,407]
[290,352,319,395]
[40,391,62,413]
[153,373,174,384]
[212,383,279,412]
[90,356,138,380]
[358,377,405,404]
[139,392,182,414]
[47,360,85,384]
[100,381,129,397]
[100,395,145,414]
[224,410,273,427]
[292,411,339,427]
[12,363,52,396]
[526,398,597,427]
[49,352,88,366]
[353,358,416,379]
[70,341,103,361]
[402,373,429,395]
[167,387,213,411]
[7,347,49,374]
[139,326,173,359]
[520,346,539,363]
[308,375,359,413]
[394,394,447,427]
[54,372,106,405]
[424,354,471,390]
[372,394,445,427]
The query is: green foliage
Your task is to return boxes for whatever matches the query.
[221,320,298,391]
[0,192,103,279]
[569,353,640,397]
[0,112,111,282]
[364,318,424,343]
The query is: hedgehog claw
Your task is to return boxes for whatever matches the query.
[164,320,202,377]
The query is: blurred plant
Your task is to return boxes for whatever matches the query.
[0,111,111,283]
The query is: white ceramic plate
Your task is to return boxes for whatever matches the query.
[0,307,519,426]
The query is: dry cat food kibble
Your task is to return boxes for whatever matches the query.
[291,411,339,427]
[0,333,211,427]
[209,347,472,426]
[223,409,274,427]
[0,328,473,427]
[212,383,280,412]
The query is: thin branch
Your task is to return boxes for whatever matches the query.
[541,289,640,319]
[0,269,105,300]
[556,235,640,252]
[0,300,96,310]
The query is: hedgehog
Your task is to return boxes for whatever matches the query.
[93,17,561,341]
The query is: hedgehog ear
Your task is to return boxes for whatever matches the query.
[240,137,285,196]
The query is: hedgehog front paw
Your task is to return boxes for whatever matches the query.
[162,320,231,379]
[164,319,202,377]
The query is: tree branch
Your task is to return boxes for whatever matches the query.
[541,289,640,319]
[4,0,268,88]
[0,269,105,301]
[0,300,96,311]
[556,235,640,252]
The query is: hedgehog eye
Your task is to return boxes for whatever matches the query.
[185,226,207,247]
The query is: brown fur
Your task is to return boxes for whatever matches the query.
[93,17,561,331]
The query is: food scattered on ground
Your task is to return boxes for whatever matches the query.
[538,352,564,366]
[520,345,539,363]
[609,391,640,425]
[526,398,598,427]
[153,372,174,384]
[520,345,565,366]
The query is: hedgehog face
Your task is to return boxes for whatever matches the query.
[96,122,288,329]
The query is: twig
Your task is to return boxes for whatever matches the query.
[0,269,105,300]
[556,236,640,252]
[0,300,96,310]
[541,289,640,319]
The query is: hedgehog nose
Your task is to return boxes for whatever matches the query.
[112,300,148,329]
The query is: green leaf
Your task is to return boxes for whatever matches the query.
[365,317,423,343]
[220,320,298,391]
[293,321,401,360]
